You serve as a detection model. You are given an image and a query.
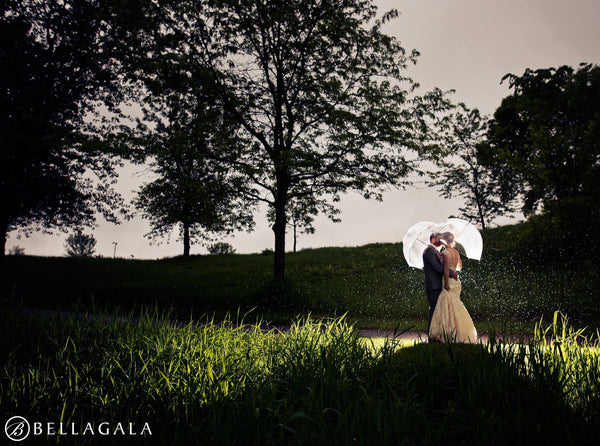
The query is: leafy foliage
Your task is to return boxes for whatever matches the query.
[429,104,516,229]
[120,0,452,280]
[487,63,600,216]
[0,0,131,258]
[7,246,25,256]
[207,242,236,255]
[64,231,97,257]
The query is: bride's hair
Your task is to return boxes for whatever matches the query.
[441,232,455,247]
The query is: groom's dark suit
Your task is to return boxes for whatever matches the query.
[423,244,454,333]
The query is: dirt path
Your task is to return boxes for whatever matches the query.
[355,328,542,344]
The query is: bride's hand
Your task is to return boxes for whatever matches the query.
[444,283,450,290]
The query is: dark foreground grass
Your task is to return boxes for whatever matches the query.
[1,309,598,445]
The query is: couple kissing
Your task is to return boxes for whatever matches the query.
[423,231,477,343]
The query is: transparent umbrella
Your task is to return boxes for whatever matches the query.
[402,221,437,269]
[402,218,483,269]
[433,218,483,260]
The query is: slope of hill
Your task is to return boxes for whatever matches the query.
[1,221,598,330]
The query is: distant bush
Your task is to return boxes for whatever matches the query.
[261,248,274,256]
[8,245,25,256]
[207,242,236,255]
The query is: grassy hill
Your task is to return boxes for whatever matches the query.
[1,221,598,331]
[2,222,599,443]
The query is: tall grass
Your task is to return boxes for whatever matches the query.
[1,308,598,444]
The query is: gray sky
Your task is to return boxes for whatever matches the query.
[7,0,600,258]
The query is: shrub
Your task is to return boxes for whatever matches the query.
[8,246,25,256]
[64,230,97,257]
[207,242,236,255]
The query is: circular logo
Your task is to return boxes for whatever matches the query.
[5,416,30,442]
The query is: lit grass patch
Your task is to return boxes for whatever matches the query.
[0,309,598,444]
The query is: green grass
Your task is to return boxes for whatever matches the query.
[2,222,599,331]
[1,309,598,445]
[2,221,598,444]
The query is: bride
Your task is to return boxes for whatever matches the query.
[429,232,477,343]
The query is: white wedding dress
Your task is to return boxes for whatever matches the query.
[429,249,477,343]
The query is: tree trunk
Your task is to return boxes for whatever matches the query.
[473,184,486,230]
[0,232,5,259]
[183,222,190,257]
[0,232,5,270]
[273,198,287,282]
[0,217,7,273]
[271,58,290,282]
[293,221,297,253]
[476,199,486,230]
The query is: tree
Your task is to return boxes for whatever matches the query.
[487,63,600,217]
[134,131,254,257]
[122,0,450,281]
[428,104,515,229]
[65,231,97,257]
[0,0,130,262]
[126,18,256,257]
[207,242,236,255]
[267,195,341,252]
[133,79,254,256]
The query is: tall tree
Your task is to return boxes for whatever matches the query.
[123,0,450,281]
[124,14,255,257]
[267,196,341,252]
[0,0,130,262]
[487,63,600,217]
[134,100,254,256]
[428,104,515,229]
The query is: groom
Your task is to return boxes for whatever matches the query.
[423,233,457,335]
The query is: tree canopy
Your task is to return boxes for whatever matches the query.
[122,0,450,280]
[0,0,130,260]
[488,63,600,216]
[428,104,515,229]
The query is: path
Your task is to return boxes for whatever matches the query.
[0,305,534,344]
[355,328,534,344]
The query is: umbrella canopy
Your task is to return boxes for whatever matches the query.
[402,218,483,269]
[402,221,437,269]
[433,218,483,261]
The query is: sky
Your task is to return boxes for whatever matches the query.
[7,0,600,259]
